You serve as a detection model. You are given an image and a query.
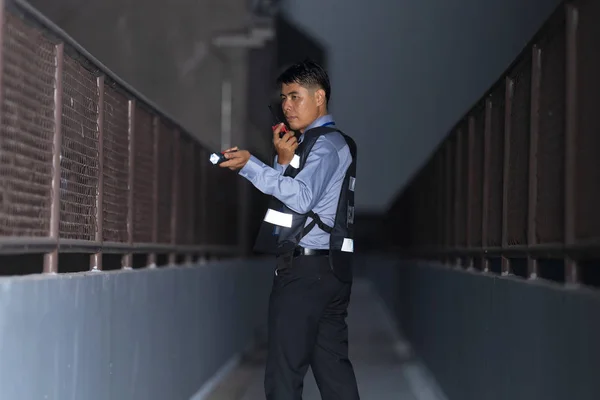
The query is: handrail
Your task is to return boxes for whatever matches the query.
[7,0,198,141]
[385,0,599,289]
[0,0,241,274]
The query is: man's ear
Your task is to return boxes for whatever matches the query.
[315,89,326,107]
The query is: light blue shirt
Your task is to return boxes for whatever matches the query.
[239,115,352,249]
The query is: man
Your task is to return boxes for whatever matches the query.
[220,59,359,400]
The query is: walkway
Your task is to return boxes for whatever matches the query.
[204,279,446,400]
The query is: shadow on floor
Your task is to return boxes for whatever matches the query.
[204,279,446,400]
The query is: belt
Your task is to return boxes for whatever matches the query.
[293,247,330,257]
[275,247,329,276]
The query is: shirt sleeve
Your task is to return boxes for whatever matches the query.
[273,154,288,173]
[239,137,339,214]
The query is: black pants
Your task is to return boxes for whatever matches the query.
[264,254,360,400]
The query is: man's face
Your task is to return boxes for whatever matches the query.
[280,82,321,132]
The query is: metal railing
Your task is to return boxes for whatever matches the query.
[386,0,599,287]
[0,0,241,273]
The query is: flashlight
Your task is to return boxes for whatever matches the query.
[209,149,237,165]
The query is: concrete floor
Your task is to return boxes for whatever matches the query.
[204,279,446,400]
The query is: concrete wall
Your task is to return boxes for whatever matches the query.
[281,0,562,212]
[363,256,600,400]
[0,259,274,400]
[27,0,273,156]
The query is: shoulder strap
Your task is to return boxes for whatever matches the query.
[297,127,346,239]
[300,211,333,240]
[307,211,333,233]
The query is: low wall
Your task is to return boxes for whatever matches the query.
[363,255,600,400]
[0,258,274,400]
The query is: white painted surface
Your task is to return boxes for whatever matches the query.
[0,259,274,400]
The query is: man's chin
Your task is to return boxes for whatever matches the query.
[288,123,305,132]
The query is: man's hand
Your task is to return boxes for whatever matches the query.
[273,123,298,165]
[219,148,251,171]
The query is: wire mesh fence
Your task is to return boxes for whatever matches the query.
[0,9,55,238]
[387,0,600,288]
[0,0,241,273]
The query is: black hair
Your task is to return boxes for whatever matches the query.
[276,59,331,104]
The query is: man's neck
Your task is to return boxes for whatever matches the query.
[300,111,330,134]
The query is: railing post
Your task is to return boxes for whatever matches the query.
[501,77,514,276]
[527,46,542,279]
[185,142,196,264]
[445,141,453,265]
[437,150,445,257]
[168,130,180,265]
[43,43,64,274]
[466,115,475,269]
[565,4,579,285]
[454,129,463,267]
[147,116,159,268]
[482,98,492,272]
[91,75,105,271]
[122,100,135,269]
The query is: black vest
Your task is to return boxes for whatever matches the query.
[253,126,357,282]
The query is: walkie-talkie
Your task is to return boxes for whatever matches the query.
[268,105,290,138]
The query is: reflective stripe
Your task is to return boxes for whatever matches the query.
[264,209,293,228]
[341,238,354,252]
[349,176,356,191]
[290,154,300,169]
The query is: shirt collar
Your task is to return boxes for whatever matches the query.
[298,114,335,143]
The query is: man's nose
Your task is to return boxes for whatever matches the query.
[282,98,292,111]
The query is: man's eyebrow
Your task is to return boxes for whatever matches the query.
[280,91,299,96]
